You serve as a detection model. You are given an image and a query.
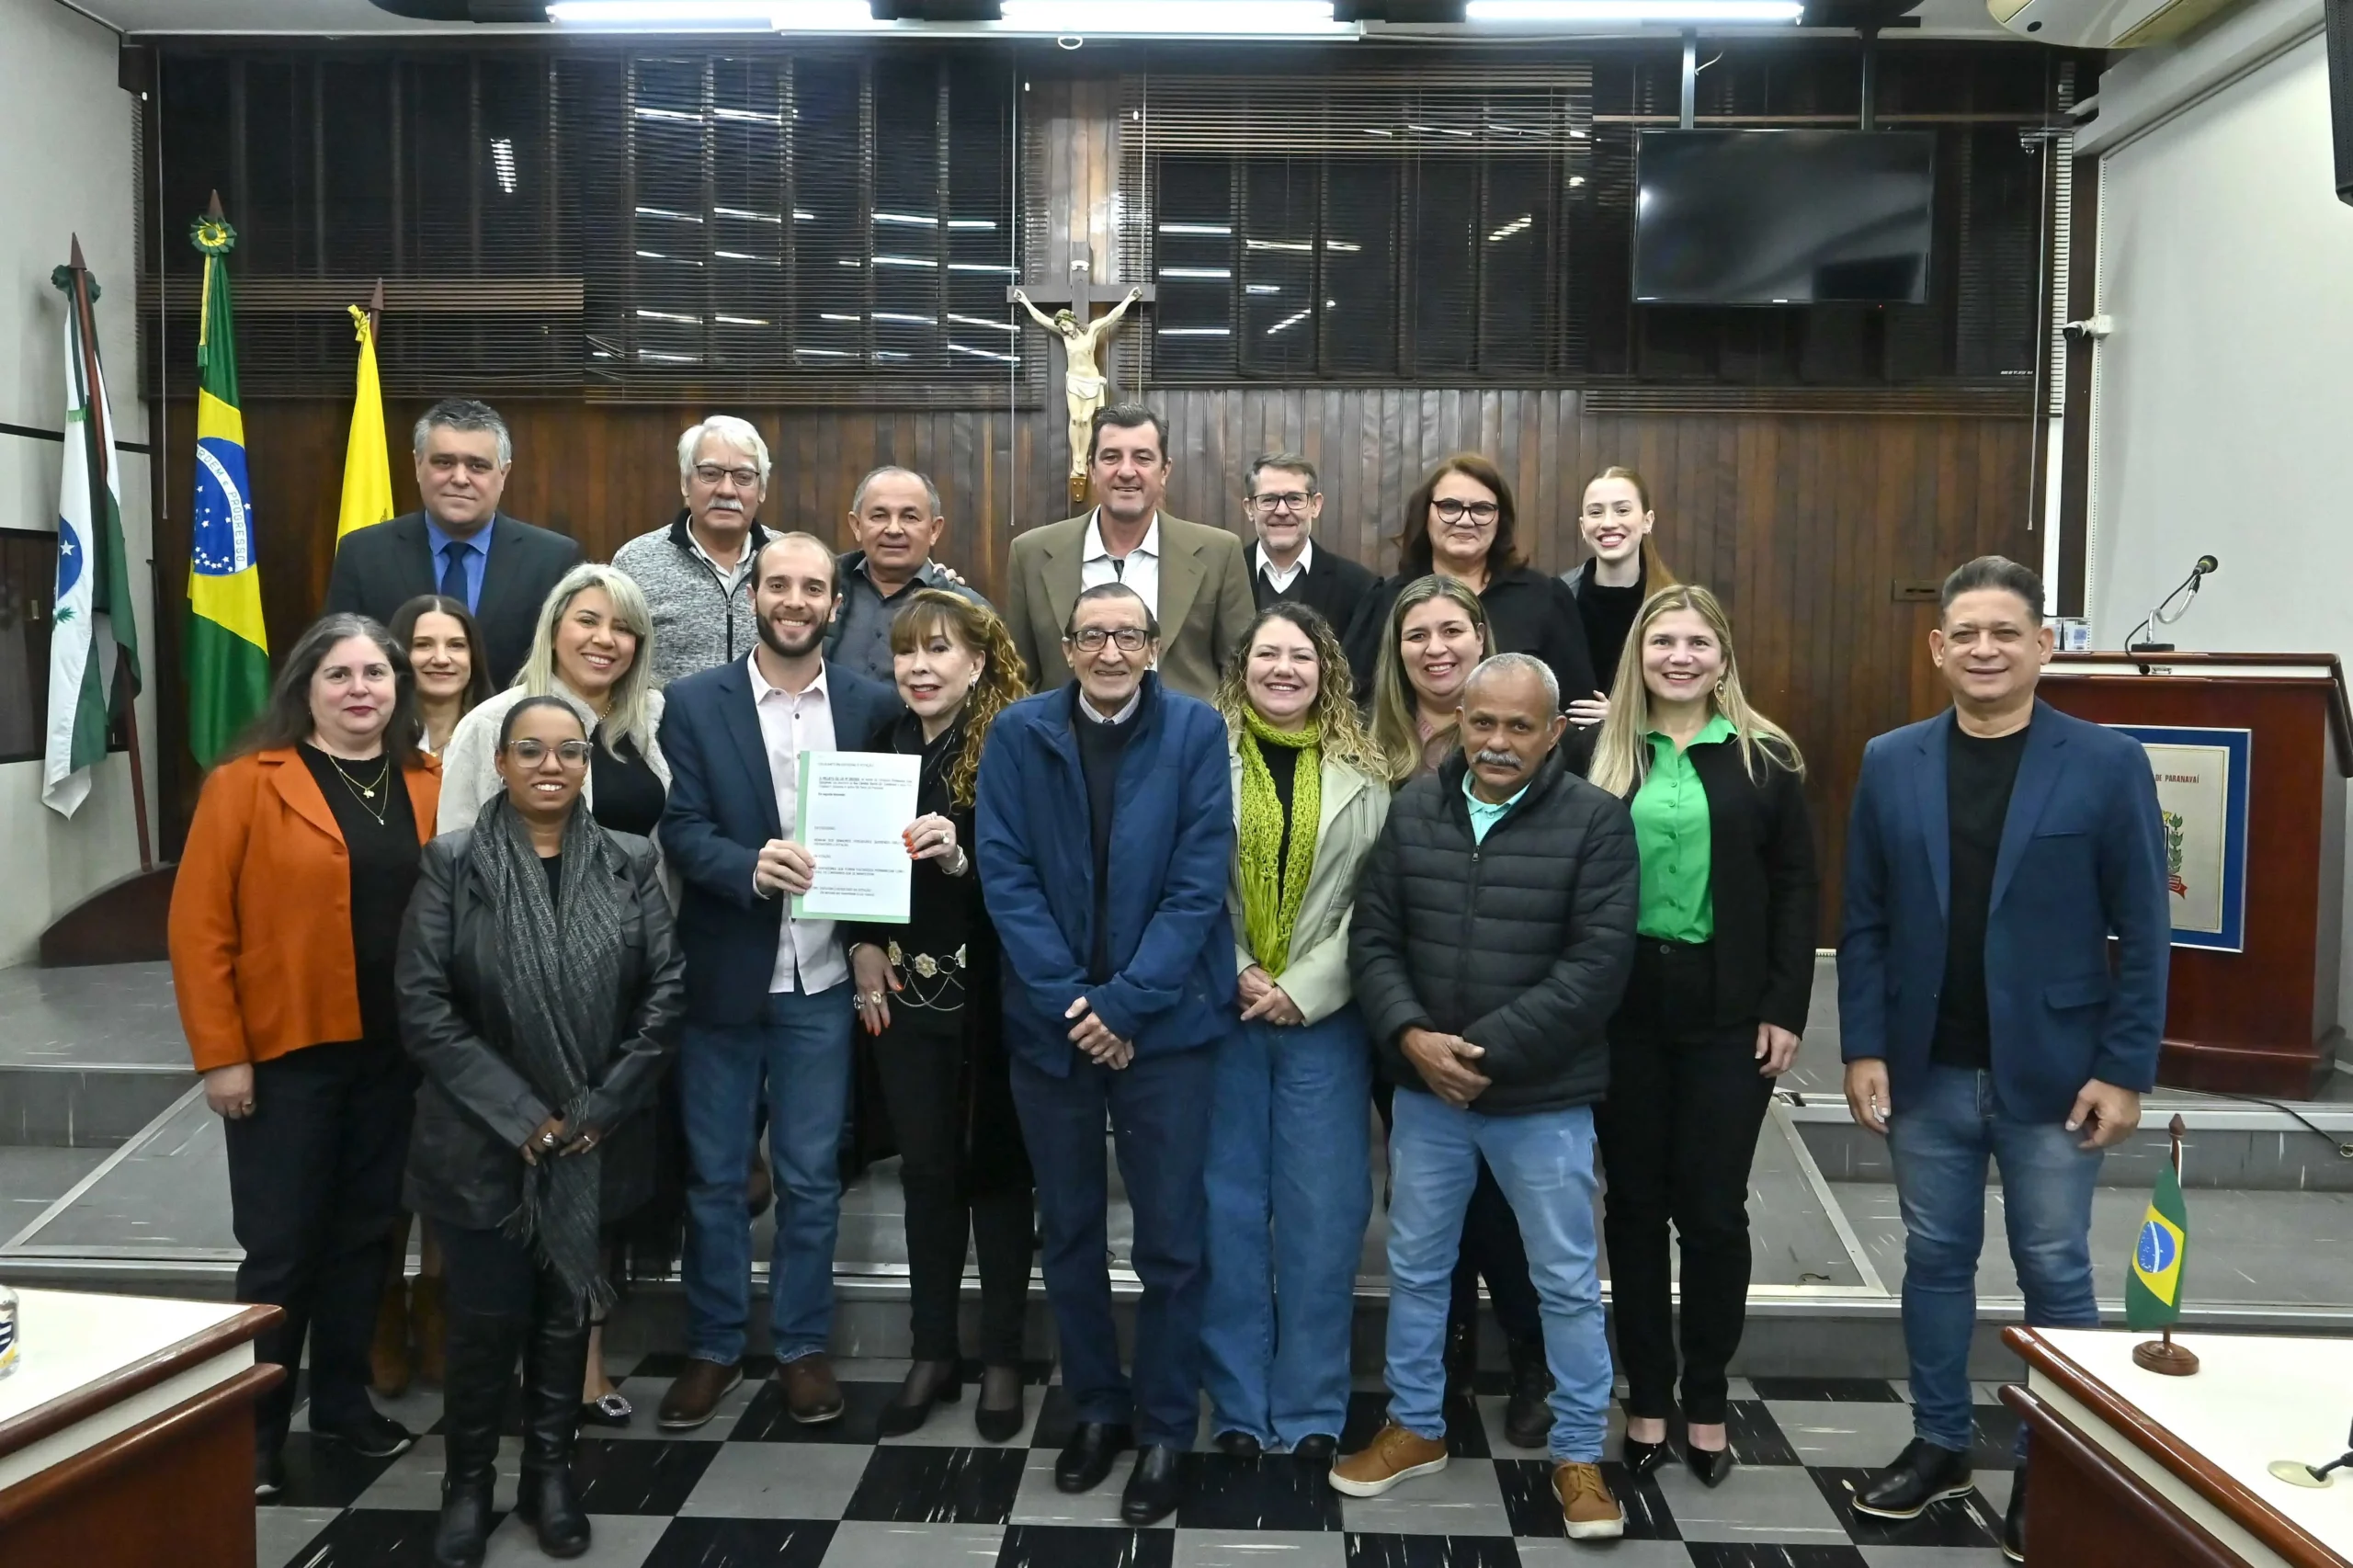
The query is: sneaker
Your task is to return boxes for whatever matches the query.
[254,1447,286,1501]
[1555,1460,1625,1540]
[1853,1437,1974,1520]
[313,1410,414,1460]
[1327,1421,1449,1497]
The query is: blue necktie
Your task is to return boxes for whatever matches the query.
[438,540,470,607]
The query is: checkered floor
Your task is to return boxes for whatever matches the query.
[257,1362,2024,1567]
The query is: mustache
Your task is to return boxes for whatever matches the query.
[1472,748,1521,770]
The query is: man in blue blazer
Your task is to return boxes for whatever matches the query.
[975,582,1236,1526]
[1838,555,2168,1559]
[652,532,902,1434]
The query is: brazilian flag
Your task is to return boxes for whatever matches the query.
[185,211,269,767]
[2125,1161,2190,1331]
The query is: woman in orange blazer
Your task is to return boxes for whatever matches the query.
[169,612,442,1500]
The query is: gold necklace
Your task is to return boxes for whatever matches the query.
[324,751,392,825]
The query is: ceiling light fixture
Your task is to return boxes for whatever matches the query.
[1466,0,1802,20]
[994,1,1354,36]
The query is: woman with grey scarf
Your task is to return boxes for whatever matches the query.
[396,696,684,1568]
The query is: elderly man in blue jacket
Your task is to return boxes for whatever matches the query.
[1839,555,2168,1562]
[976,581,1236,1528]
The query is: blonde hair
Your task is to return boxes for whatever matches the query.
[1213,604,1388,781]
[887,589,1030,810]
[1586,584,1802,798]
[516,562,660,761]
[1582,465,1678,591]
[1370,576,1497,783]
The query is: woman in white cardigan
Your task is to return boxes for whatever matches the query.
[1199,602,1394,1462]
[438,563,671,836]
[433,562,674,1429]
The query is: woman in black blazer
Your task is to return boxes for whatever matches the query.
[1585,585,1817,1489]
[396,696,685,1568]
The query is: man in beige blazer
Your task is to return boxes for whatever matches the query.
[1005,402,1256,700]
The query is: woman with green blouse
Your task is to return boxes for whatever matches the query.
[1585,585,1817,1489]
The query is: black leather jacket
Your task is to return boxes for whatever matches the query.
[393,826,685,1231]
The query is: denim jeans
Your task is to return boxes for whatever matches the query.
[680,984,855,1365]
[1383,1089,1612,1462]
[1888,1063,2103,1453]
[1200,1009,1375,1449]
[1011,1046,1215,1449]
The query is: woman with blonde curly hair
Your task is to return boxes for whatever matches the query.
[1199,603,1392,1460]
[845,589,1037,1441]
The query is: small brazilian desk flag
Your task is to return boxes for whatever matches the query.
[186,207,269,768]
[2125,1158,2190,1330]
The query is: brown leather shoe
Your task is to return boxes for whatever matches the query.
[779,1354,846,1425]
[656,1358,744,1431]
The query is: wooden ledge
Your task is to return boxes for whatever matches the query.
[0,1302,280,1463]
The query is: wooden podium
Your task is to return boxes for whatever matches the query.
[2040,653,2350,1099]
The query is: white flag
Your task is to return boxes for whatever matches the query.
[44,306,126,817]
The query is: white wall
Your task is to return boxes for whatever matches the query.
[2088,6,2353,1035]
[0,0,157,968]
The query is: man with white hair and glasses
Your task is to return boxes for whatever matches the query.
[614,415,779,688]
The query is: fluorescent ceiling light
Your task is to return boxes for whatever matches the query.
[548,0,874,26]
[995,2,1350,36]
[1467,0,1802,19]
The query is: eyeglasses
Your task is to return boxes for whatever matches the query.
[693,462,762,488]
[1432,498,1500,524]
[507,738,593,767]
[1066,627,1151,653]
[1249,491,1315,514]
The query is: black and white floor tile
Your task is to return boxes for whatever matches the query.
[257,1363,2024,1568]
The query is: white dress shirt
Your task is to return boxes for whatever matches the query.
[1080,510,1162,619]
[1256,538,1313,596]
[749,653,847,994]
[1079,685,1143,726]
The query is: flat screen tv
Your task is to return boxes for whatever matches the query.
[1633,130,1936,305]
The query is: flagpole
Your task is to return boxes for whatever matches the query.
[65,235,153,873]
[365,277,383,346]
[2131,1114,2200,1377]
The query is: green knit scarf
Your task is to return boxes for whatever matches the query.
[1236,707,1322,978]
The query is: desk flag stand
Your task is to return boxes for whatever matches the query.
[2129,1114,2200,1377]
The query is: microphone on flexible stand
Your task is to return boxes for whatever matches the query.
[2126,553,2220,653]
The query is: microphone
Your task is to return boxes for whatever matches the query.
[2127,554,2220,653]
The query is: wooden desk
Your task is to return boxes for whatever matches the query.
[2005,1327,2353,1567]
[0,1290,281,1566]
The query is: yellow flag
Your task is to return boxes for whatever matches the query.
[335,304,394,541]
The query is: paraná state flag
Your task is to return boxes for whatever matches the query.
[185,212,270,768]
[42,262,142,818]
[2124,1159,2190,1331]
[335,303,394,541]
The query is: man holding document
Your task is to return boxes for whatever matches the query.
[976,582,1236,1526]
[654,532,901,1433]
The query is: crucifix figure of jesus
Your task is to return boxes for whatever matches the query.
[1011,277,1148,503]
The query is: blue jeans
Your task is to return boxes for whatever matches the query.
[1011,1046,1215,1449]
[1384,1089,1612,1462]
[1200,1010,1375,1449]
[680,985,854,1365]
[1888,1064,2103,1453]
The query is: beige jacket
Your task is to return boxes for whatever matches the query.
[1226,743,1392,1026]
[1004,511,1258,700]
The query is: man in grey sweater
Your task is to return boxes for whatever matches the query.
[612,415,776,687]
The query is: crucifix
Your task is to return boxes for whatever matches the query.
[1007,260,1154,510]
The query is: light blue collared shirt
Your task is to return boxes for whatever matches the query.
[1461,772,1530,845]
[424,514,496,614]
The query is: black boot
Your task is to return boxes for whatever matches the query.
[512,1286,593,1559]
[435,1306,526,1568]
[1503,1335,1555,1450]
[1442,1309,1477,1396]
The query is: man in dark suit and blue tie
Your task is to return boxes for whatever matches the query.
[1837,555,2169,1562]
[649,532,901,1435]
[323,398,582,686]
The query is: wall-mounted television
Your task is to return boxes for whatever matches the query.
[1633,130,1937,306]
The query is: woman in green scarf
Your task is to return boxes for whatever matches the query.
[1201,604,1393,1460]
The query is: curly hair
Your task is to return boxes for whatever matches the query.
[1213,604,1388,781]
[887,588,1031,810]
